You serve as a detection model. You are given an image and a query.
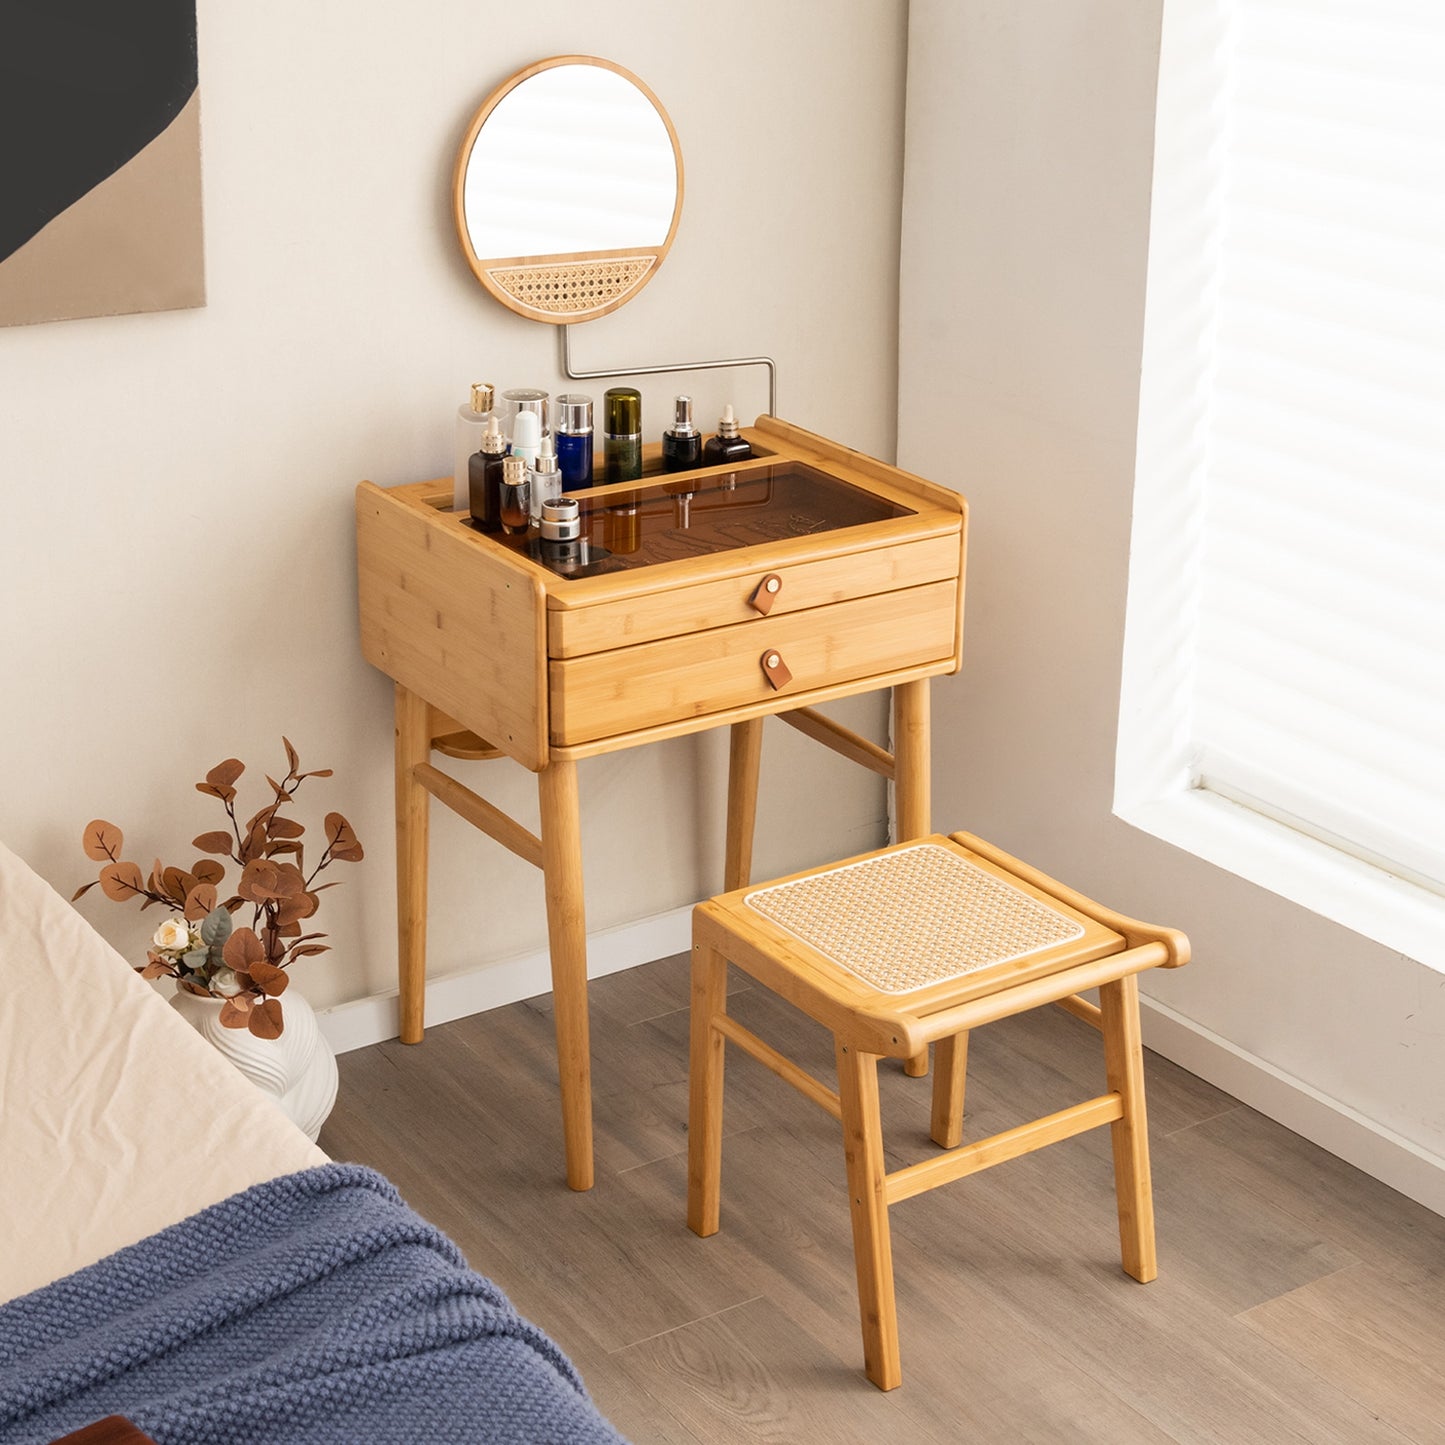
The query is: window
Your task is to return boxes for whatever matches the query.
[1117,0,1445,966]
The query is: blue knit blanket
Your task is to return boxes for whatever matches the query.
[0,1164,627,1444]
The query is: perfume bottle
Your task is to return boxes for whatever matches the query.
[602,387,642,484]
[467,415,507,532]
[702,404,753,466]
[531,432,562,521]
[661,394,702,473]
[453,382,494,512]
[555,394,594,492]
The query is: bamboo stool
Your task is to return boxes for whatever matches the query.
[686,829,1189,1390]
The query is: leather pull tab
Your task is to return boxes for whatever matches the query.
[760,649,793,690]
[749,573,783,615]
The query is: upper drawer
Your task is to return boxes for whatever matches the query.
[548,532,961,659]
[549,578,959,747]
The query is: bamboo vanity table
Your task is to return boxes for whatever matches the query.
[355,417,966,1189]
[354,55,966,1190]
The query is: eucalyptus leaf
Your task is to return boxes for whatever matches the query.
[200,904,233,948]
[182,948,209,972]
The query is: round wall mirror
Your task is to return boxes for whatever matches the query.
[453,56,684,324]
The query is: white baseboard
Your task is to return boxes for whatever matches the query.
[1141,995,1445,1219]
[315,905,695,1058]
[317,908,1445,1220]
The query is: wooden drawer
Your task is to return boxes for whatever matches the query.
[548,532,961,659]
[549,579,958,746]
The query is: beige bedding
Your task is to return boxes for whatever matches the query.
[0,840,326,1306]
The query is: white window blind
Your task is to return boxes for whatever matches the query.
[1190,0,1445,892]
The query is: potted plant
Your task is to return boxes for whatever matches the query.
[74,739,363,1140]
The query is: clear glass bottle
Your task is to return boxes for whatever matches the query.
[531,432,562,521]
[453,382,494,512]
[499,386,549,442]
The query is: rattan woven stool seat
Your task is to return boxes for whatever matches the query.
[686,829,1189,1391]
[745,842,1086,994]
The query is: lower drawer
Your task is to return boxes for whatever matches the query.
[548,579,958,746]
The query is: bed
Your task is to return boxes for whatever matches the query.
[0,840,625,1444]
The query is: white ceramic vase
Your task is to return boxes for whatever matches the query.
[170,986,338,1142]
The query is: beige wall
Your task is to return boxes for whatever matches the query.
[898,0,1445,1204]
[0,2,908,1012]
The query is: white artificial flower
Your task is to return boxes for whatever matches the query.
[153,918,191,951]
[210,967,243,997]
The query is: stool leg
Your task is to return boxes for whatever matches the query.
[394,684,431,1045]
[724,717,764,892]
[687,940,729,1238]
[836,1039,901,1390]
[1100,973,1157,1282]
[929,1031,969,1149]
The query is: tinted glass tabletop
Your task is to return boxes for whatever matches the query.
[487,461,913,579]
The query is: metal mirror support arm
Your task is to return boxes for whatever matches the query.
[559,325,778,418]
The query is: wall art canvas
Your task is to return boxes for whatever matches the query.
[0,1,204,328]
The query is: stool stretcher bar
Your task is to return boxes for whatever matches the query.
[884,1092,1125,1205]
[713,1015,843,1121]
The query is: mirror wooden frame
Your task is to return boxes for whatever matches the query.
[452,55,685,325]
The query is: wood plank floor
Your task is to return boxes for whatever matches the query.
[319,954,1445,1444]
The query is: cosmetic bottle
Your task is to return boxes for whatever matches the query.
[661,394,702,473]
[467,415,508,532]
[531,432,562,521]
[510,408,542,477]
[500,387,549,441]
[603,387,643,484]
[555,394,595,492]
[454,382,494,512]
[498,454,531,535]
[702,404,753,466]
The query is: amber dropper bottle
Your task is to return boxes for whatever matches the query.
[468,415,507,532]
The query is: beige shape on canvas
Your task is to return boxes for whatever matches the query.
[0,89,206,328]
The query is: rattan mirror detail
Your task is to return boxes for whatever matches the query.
[453,56,684,324]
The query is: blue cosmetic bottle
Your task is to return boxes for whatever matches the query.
[555,394,594,492]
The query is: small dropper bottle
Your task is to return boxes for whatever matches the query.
[531,432,562,521]
[499,454,532,535]
[661,394,702,473]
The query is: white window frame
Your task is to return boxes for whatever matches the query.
[1116,0,1445,971]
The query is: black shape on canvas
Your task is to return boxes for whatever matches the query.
[0,1,198,263]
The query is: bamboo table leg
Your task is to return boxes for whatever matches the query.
[539,756,594,1192]
[894,679,932,1077]
[724,717,765,892]
[394,684,431,1045]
